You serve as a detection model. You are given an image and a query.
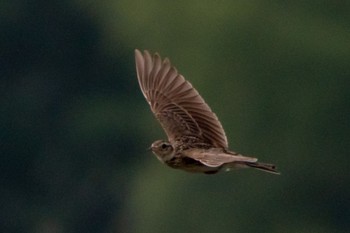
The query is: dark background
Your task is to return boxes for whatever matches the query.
[1,1,350,232]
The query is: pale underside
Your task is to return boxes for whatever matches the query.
[135,49,228,149]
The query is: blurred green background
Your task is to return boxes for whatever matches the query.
[1,1,350,232]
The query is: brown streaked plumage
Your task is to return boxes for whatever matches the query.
[135,49,279,175]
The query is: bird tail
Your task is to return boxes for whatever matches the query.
[245,162,280,175]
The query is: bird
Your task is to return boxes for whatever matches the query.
[135,49,279,175]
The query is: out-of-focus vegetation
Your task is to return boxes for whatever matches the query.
[1,1,349,232]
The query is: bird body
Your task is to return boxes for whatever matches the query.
[135,49,279,175]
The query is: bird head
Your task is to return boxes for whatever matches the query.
[150,140,175,163]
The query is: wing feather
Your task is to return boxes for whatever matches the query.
[135,49,228,148]
[183,148,258,167]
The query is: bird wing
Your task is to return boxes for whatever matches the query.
[183,148,258,167]
[135,49,228,148]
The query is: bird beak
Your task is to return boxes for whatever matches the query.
[147,146,152,151]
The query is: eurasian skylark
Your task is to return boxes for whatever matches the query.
[135,49,279,175]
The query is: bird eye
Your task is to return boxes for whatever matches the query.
[161,143,167,149]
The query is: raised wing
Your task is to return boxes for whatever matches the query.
[135,49,228,148]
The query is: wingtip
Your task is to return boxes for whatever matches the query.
[135,48,141,56]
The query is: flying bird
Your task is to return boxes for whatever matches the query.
[135,49,279,175]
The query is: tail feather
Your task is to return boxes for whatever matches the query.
[246,162,280,175]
